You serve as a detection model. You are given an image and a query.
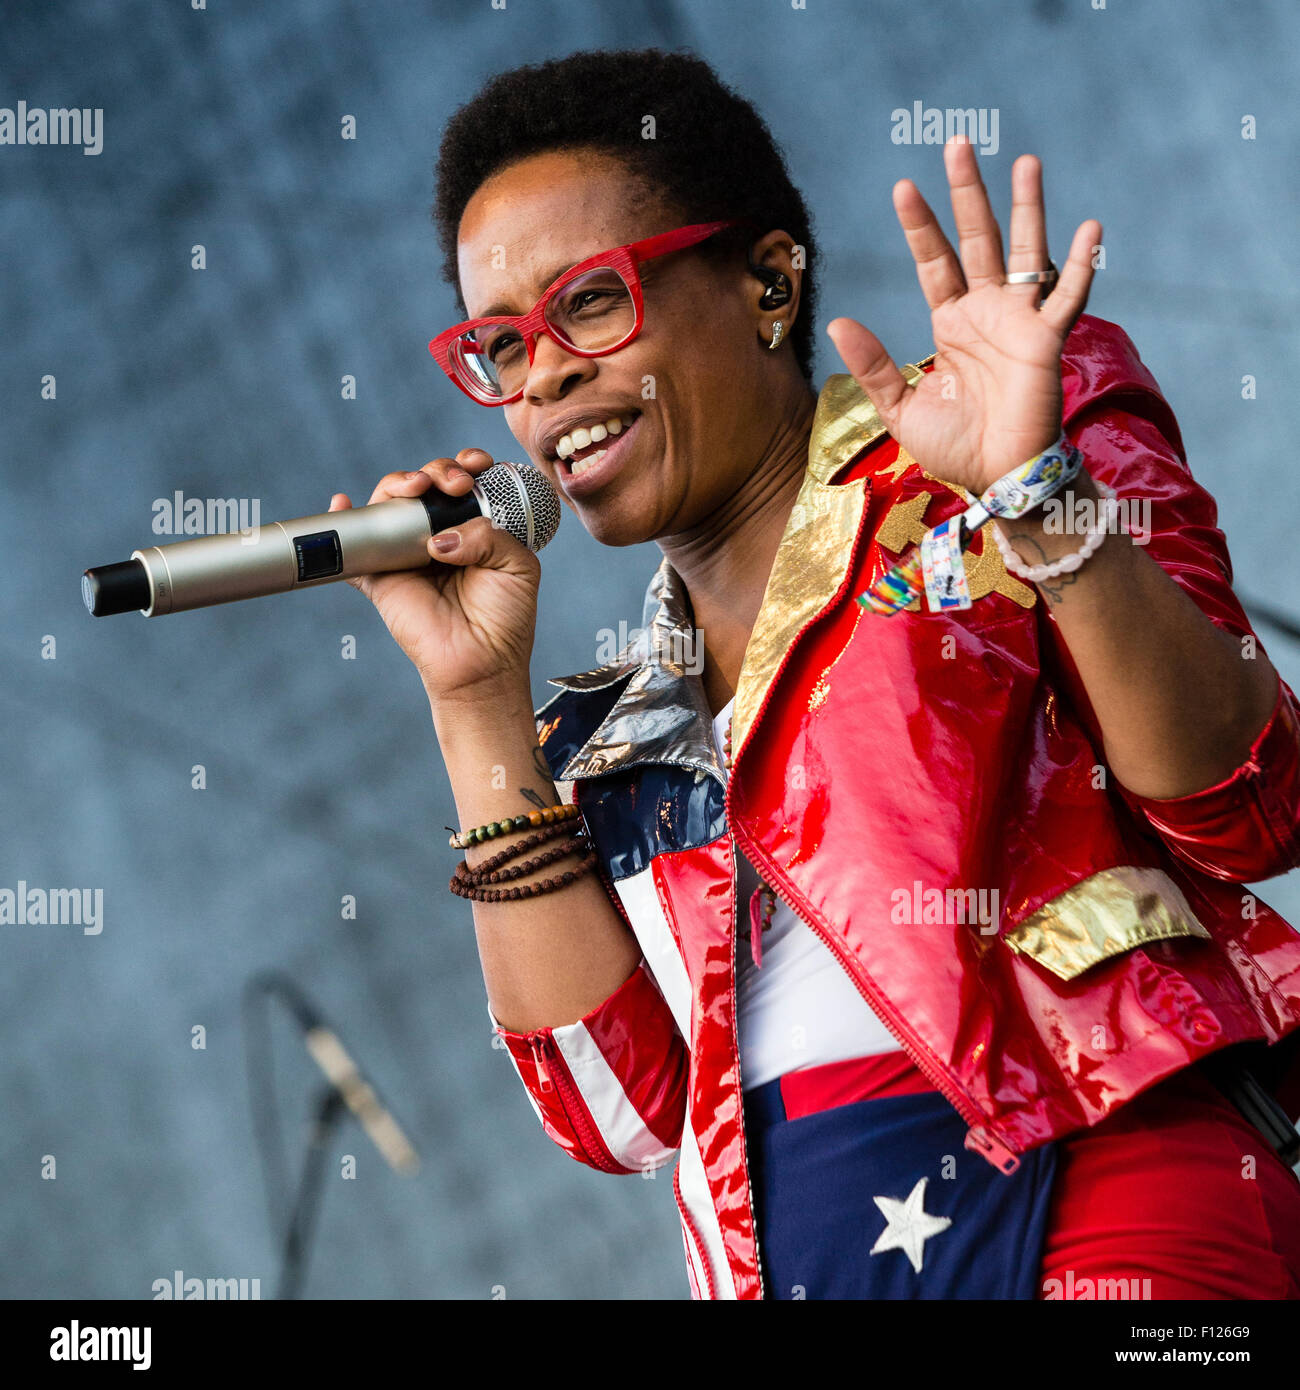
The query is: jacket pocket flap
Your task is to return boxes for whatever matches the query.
[1003,866,1211,982]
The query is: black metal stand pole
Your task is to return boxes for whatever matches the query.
[277,1086,347,1301]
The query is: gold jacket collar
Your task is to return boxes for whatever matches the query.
[547,367,929,783]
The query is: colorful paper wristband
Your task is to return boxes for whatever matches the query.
[857,434,1084,615]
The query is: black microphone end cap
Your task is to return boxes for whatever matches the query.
[83,559,151,616]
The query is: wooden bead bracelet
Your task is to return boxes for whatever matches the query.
[454,833,588,887]
[449,847,598,902]
[453,816,581,872]
[447,802,579,850]
[448,814,598,902]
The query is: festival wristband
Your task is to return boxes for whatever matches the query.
[919,517,972,612]
[856,434,1083,616]
[978,434,1082,521]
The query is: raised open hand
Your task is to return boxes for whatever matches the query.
[827,137,1101,497]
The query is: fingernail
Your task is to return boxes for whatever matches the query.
[433,532,459,553]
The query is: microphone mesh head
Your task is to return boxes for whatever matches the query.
[479,462,561,553]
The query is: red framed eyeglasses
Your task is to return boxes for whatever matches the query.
[428,220,738,405]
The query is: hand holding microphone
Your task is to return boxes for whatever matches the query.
[328,448,554,704]
[83,448,561,705]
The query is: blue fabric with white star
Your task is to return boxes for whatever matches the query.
[742,1080,1059,1299]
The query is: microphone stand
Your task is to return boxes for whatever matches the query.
[241,970,419,1300]
[278,1086,347,1301]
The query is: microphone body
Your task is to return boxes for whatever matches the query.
[83,461,559,617]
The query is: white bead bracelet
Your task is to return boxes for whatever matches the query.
[991,480,1119,582]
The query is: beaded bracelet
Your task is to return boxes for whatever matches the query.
[858,433,1085,616]
[449,848,598,902]
[449,817,598,901]
[447,801,579,850]
[452,817,582,875]
[991,481,1119,582]
[453,832,588,887]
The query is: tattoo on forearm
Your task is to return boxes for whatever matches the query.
[1008,534,1079,607]
[518,744,557,809]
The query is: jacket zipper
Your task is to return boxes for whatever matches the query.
[727,782,1020,1173]
[527,1030,630,1175]
[673,1166,716,1299]
[1244,751,1300,871]
[724,484,1021,1175]
[724,825,766,1300]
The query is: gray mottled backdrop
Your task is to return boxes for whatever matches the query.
[3,0,1298,1299]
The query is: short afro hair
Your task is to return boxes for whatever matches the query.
[433,48,819,381]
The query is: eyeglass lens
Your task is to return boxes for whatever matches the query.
[454,265,637,398]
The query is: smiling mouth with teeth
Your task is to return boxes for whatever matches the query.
[555,413,640,475]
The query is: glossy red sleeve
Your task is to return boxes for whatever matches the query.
[1040,317,1300,882]
[1118,675,1300,882]
[489,958,689,1174]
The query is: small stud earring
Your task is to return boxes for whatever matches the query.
[767,320,786,351]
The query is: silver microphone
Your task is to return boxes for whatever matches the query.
[82,461,560,617]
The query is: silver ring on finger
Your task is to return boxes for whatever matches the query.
[1006,260,1058,291]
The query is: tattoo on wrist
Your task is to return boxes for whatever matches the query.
[1009,534,1078,607]
[517,745,558,809]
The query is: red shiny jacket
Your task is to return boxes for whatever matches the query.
[488,315,1300,1299]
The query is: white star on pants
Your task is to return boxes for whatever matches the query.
[869,1177,953,1274]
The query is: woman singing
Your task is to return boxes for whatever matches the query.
[329,50,1300,1299]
